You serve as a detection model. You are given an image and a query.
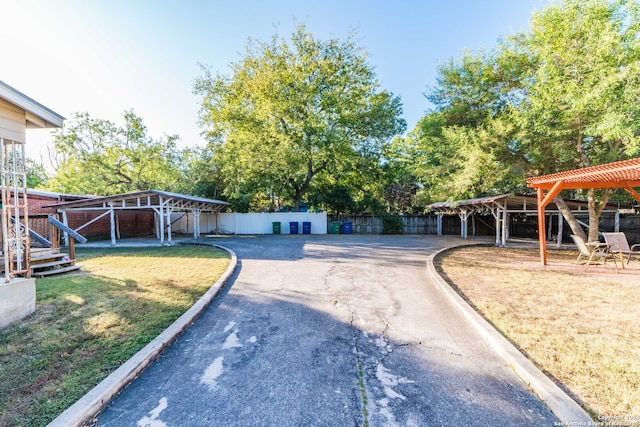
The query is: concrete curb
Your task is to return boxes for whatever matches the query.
[426,246,593,424]
[47,244,238,427]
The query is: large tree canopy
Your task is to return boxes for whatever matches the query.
[47,111,183,195]
[406,0,640,240]
[194,24,406,212]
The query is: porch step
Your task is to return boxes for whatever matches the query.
[32,264,82,278]
[32,259,76,269]
[28,248,83,277]
[0,248,82,277]
[30,248,63,263]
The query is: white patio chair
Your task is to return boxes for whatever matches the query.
[571,234,618,272]
[603,232,640,266]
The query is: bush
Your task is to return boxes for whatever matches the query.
[381,215,403,234]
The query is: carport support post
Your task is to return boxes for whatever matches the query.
[61,210,69,247]
[192,209,201,238]
[492,208,500,246]
[500,208,507,246]
[109,204,116,247]
[166,207,173,244]
[158,202,165,244]
[436,213,443,236]
[458,210,469,239]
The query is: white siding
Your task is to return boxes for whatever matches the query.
[0,97,26,142]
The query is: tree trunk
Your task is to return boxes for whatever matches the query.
[554,196,587,241]
[586,188,612,243]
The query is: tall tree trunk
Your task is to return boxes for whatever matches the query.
[554,196,587,241]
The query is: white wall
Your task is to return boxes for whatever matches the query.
[172,212,328,235]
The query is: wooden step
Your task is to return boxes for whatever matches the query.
[32,259,76,270]
[32,264,82,278]
[31,252,70,264]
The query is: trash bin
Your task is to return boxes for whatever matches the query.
[272,222,281,234]
[330,221,341,234]
[343,221,352,234]
[302,221,311,234]
[289,221,299,234]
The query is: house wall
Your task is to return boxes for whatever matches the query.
[0,97,26,143]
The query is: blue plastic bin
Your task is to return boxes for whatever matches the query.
[289,222,299,234]
[302,221,311,234]
[343,221,352,234]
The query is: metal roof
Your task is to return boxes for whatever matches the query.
[44,190,229,212]
[526,158,640,190]
[426,193,609,214]
[0,80,65,128]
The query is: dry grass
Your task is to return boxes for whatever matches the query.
[435,245,640,419]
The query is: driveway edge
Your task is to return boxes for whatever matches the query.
[47,245,238,427]
[426,246,593,424]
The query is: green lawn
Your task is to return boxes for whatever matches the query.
[0,245,229,427]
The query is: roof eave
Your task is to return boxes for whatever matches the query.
[0,80,65,129]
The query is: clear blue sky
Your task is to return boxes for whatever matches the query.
[1,0,545,161]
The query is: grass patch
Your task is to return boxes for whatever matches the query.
[435,246,640,419]
[0,245,229,427]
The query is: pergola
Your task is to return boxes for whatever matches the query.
[526,158,640,265]
[45,190,230,246]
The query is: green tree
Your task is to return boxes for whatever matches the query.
[47,111,184,195]
[407,44,530,202]
[513,0,640,241]
[25,158,48,188]
[194,24,406,212]
[410,0,640,241]
[177,146,225,200]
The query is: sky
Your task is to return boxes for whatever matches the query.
[0,0,545,162]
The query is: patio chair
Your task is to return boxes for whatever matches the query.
[570,234,619,272]
[603,232,640,266]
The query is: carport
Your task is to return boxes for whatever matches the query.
[45,190,230,246]
[526,158,640,265]
[427,193,617,247]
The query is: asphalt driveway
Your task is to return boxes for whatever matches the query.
[93,235,560,426]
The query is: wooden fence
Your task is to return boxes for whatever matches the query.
[329,213,640,245]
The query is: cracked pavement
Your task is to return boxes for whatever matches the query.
[95,235,559,427]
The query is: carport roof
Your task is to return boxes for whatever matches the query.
[426,193,606,214]
[44,189,230,212]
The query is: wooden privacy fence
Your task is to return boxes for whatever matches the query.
[327,214,489,235]
[329,213,640,244]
